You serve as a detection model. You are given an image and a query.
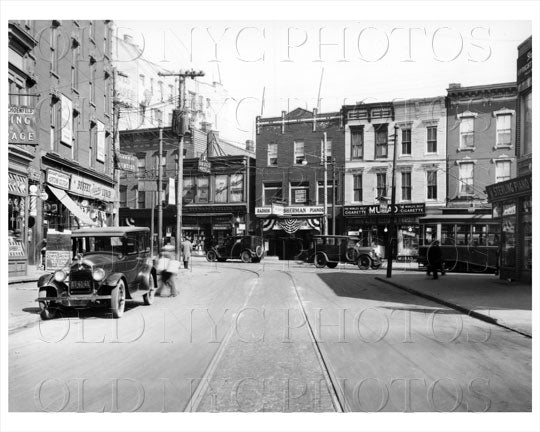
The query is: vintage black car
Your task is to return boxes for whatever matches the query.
[308,235,382,270]
[36,227,157,319]
[206,235,264,263]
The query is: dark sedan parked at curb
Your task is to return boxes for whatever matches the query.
[206,235,265,263]
[36,227,157,319]
[307,235,382,270]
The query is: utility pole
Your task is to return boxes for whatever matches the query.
[158,69,205,260]
[332,156,336,235]
[386,124,400,278]
[323,132,328,235]
[157,124,163,253]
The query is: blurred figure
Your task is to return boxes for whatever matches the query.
[427,240,443,280]
[181,236,193,269]
[156,244,178,297]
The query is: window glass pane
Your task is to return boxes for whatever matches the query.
[471,225,487,246]
[230,174,244,202]
[351,127,363,159]
[456,224,470,245]
[441,224,455,245]
[422,224,437,245]
[183,178,195,203]
[522,198,532,270]
[196,177,209,203]
[214,175,228,203]
[294,140,305,164]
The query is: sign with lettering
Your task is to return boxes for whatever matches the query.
[96,121,105,162]
[70,174,93,197]
[45,232,72,270]
[517,44,532,91]
[485,175,532,201]
[47,169,71,190]
[9,106,37,144]
[60,94,73,145]
[343,203,425,218]
[198,155,211,174]
[255,206,325,217]
[116,152,138,172]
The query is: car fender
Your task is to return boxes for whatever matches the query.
[137,266,157,291]
[103,273,126,288]
[316,251,330,262]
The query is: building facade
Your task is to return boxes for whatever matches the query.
[486,37,532,282]
[8,20,115,276]
[118,127,255,249]
[342,99,446,260]
[255,108,345,259]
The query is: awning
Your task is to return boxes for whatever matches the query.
[48,185,97,226]
[419,214,493,222]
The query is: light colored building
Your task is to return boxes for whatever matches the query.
[342,97,446,260]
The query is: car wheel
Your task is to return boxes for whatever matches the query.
[255,245,264,258]
[206,250,217,262]
[357,255,371,270]
[314,253,327,268]
[110,280,126,318]
[241,250,252,263]
[345,248,359,262]
[143,274,155,305]
[327,262,338,269]
[371,263,381,270]
[38,290,57,320]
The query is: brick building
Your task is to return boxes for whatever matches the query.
[486,36,532,282]
[342,98,446,259]
[8,20,115,276]
[255,108,345,259]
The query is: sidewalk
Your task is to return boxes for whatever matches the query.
[375,273,532,337]
[8,266,49,285]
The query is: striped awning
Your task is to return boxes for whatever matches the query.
[48,185,97,226]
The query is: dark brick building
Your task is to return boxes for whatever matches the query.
[255,108,345,259]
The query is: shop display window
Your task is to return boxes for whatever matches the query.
[522,198,532,270]
[501,201,516,267]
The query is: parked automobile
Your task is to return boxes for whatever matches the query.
[206,235,264,263]
[36,227,157,320]
[307,235,382,270]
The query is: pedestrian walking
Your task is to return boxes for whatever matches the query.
[181,236,193,269]
[427,240,444,280]
[156,245,178,297]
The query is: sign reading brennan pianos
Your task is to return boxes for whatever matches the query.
[255,206,325,217]
[343,203,425,217]
[9,106,37,144]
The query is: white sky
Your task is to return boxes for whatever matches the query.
[116,20,531,141]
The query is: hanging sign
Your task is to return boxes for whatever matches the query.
[9,106,37,144]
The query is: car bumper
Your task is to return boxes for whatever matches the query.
[36,294,112,307]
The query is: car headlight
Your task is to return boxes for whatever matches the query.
[92,268,106,282]
[53,270,67,282]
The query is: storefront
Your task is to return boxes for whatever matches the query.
[343,203,425,260]
[255,206,323,260]
[8,170,29,276]
[486,175,532,282]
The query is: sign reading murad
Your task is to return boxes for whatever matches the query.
[9,105,37,144]
[45,232,72,270]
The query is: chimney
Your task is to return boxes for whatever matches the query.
[245,140,254,152]
[448,83,462,89]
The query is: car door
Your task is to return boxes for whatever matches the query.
[230,237,243,259]
[123,234,140,291]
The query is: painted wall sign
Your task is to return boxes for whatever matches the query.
[9,105,37,144]
[255,206,325,217]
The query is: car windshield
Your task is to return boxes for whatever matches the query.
[73,236,124,255]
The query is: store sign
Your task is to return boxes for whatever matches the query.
[517,45,532,90]
[45,231,72,270]
[116,152,137,172]
[70,174,93,197]
[9,106,37,144]
[97,121,105,162]
[183,205,246,214]
[485,175,532,201]
[271,202,284,216]
[255,206,325,217]
[47,169,71,190]
[502,203,516,217]
[198,155,211,174]
[343,203,425,218]
[60,94,73,145]
[168,177,176,205]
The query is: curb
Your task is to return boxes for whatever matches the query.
[374,276,532,339]
[9,276,43,285]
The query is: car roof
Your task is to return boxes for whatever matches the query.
[72,226,150,237]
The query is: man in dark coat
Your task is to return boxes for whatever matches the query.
[427,240,443,280]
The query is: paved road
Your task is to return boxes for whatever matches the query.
[9,261,531,412]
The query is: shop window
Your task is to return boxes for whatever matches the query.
[351,126,364,159]
[501,201,516,267]
[456,224,471,245]
[487,224,501,247]
[214,175,228,203]
[263,183,282,205]
[195,177,209,203]
[441,224,455,245]
[520,91,532,156]
[401,128,411,155]
[230,174,244,202]
[375,124,388,158]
